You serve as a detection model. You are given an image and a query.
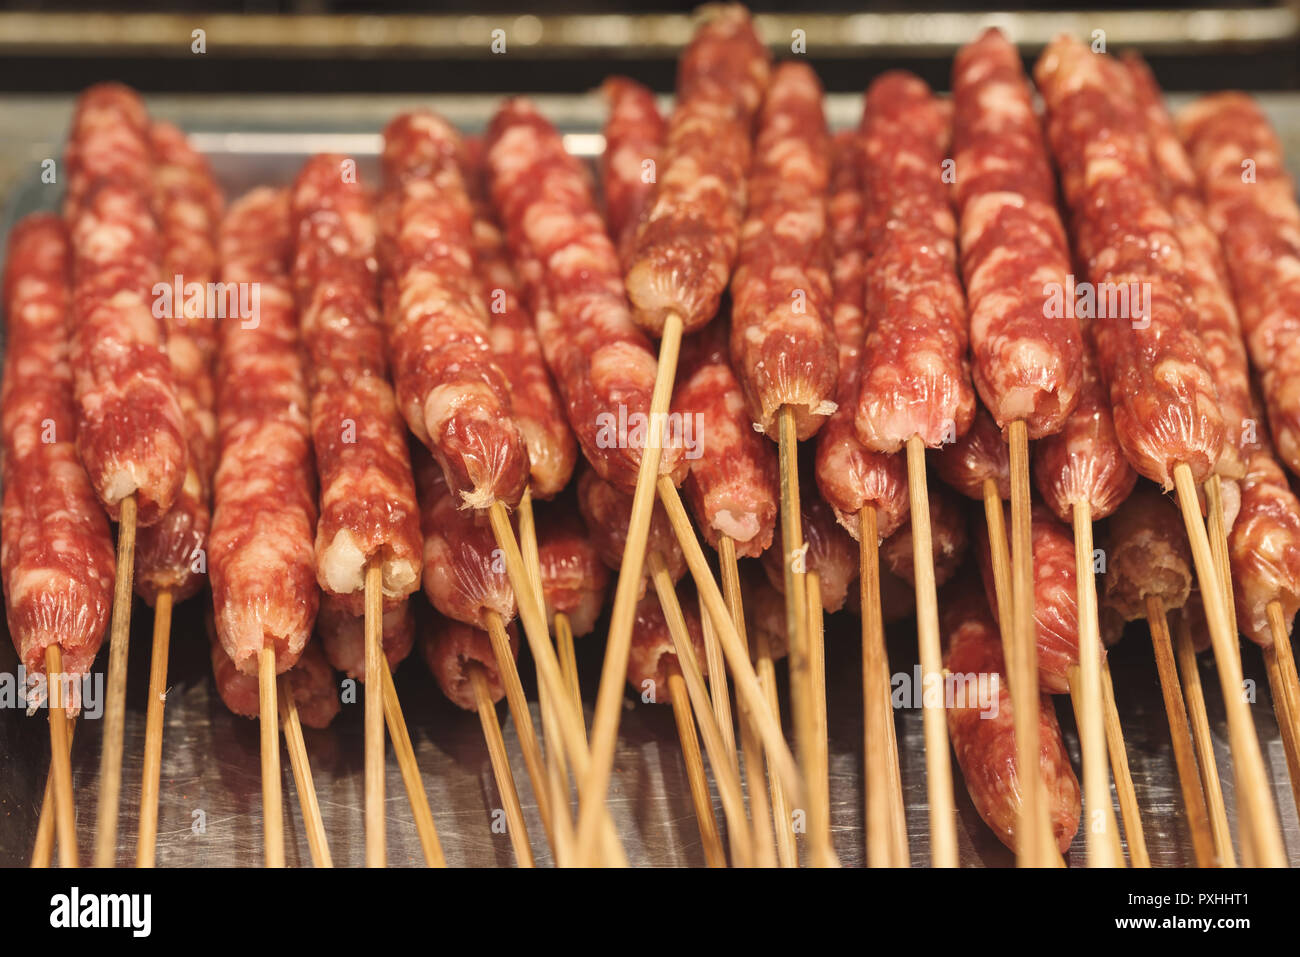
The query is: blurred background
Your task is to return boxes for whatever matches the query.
[0,0,1297,93]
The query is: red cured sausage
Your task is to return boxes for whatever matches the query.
[856,72,975,452]
[317,593,415,682]
[576,465,686,587]
[672,318,778,558]
[64,85,190,526]
[973,502,1101,694]
[729,61,838,440]
[623,4,769,335]
[535,501,610,638]
[951,29,1082,438]
[291,154,423,614]
[134,122,222,606]
[759,490,858,613]
[1177,93,1300,477]
[421,614,517,712]
[1,215,116,687]
[1032,337,1137,523]
[815,131,909,541]
[627,586,709,705]
[1035,39,1225,488]
[600,76,666,269]
[381,111,529,510]
[485,98,685,493]
[933,404,1010,503]
[209,188,319,676]
[1126,54,1247,528]
[942,582,1081,855]
[461,156,578,500]
[211,634,340,730]
[1227,401,1300,646]
[414,444,515,630]
[880,482,970,590]
[1101,482,1194,622]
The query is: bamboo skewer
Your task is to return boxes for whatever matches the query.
[859,505,898,867]
[717,534,778,869]
[379,657,446,866]
[807,568,834,864]
[515,489,578,866]
[555,612,581,708]
[93,491,137,869]
[649,552,755,867]
[258,645,285,868]
[485,610,560,858]
[1146,595,1215,867]
[1264,602,1300,819]
[656,476,803,806]
[363,560,386,867]
[469,661,534,867]
[574,312,683,865]
[697,590,743,865]
[45,645,77,869]
[665,661,726,867]
[904,435,958,867]
[776,405,835,867]
[1172,611,1236,866]
[1007,420,1047,867]
[754,627,797,867]
[485,500,628,866]
[1172,463,1287,865]
[1100,662,1151,867]
[1070,501,1122,867]
[1065,666,1124,865]
[136,588,172,867]
[278,674,332,868]
[33,716,77,869]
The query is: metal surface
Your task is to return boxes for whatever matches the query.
[1,94,1299,867]
[0,8,1295,58]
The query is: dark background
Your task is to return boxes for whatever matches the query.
[0,1,1297,93]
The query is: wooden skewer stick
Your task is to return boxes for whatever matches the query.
[716,536,777,868]
[468,661,534,868]
[665,661,726,867]
[697,589,744,866]
[1172,611,1236,867]
[278,674,332,867]
[656,476,804,808]
[555,612,581,708]
[649,552,755,867]
[860,505,897,867]
[515,489,578,867]
[1070,501,1122,868]
[1172,462,1287,866]
[1100,662,1150,867]
[45,644,77,869]
[379,657,446,867]
[1007,420,1047,867]
[806,568,836,865]
[1271,605,1300,737]
[573,312,683,864]
[904,435,958,867]
[1065,666,1124,866]
[33,716,77,869]
[136,588,172,868]
[754,628,797,867]
[777,405,836,868]
[363,560,386,867]
[486,610,560,858]
[1146,595,1215,867]
[485,501,628,867]
[258,644,285,868]
[92,491,137,868]
[1264,602,1300,819]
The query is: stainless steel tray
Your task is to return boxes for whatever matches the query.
[0,93,1298,868]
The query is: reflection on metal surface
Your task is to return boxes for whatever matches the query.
[0,9,1294,58]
